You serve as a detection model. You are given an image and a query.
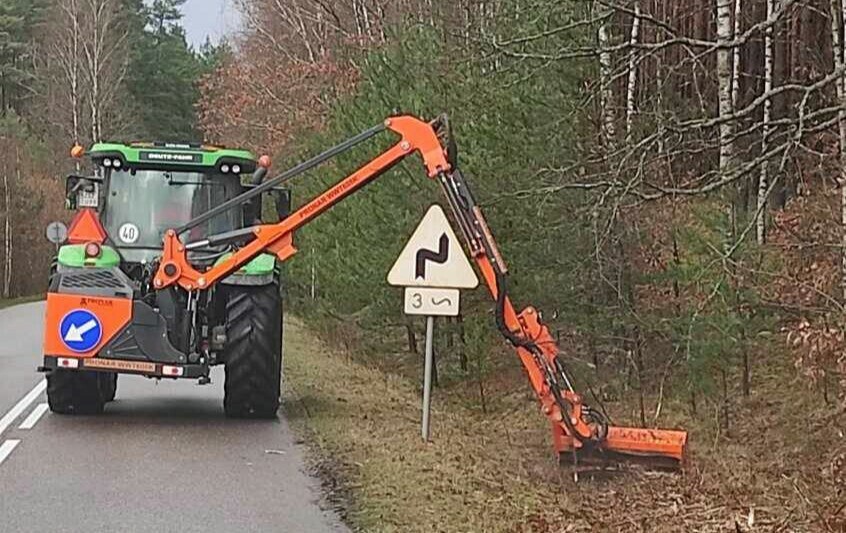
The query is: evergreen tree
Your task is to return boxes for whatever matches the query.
[126,0,207,141]
[0,0,46,114]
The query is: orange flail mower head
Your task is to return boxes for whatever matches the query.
[553,422,688,470]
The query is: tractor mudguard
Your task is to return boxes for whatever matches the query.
[216,252,278,286]
[57,244,121,269]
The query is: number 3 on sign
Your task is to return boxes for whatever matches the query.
[403,287,460,317]
[410,292,423,309]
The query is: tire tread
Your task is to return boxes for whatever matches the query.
[222,281,282,418]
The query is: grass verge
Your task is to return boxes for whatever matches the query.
[283,316,844,532]
[0,294,44,310]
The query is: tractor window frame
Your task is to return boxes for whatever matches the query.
[100,167,244,254]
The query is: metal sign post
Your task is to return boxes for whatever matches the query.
[387,204,479,442]
[422,315,435,441]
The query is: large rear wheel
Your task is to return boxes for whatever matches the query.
[47,370,105,415]
[100,373,118,402]
[222,282,283,418]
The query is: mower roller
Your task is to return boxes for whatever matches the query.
[42,115,687,468]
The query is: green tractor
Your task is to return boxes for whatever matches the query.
[43,142,290,417]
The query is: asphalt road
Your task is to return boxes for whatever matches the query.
[0,301,348,533]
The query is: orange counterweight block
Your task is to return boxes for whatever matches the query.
[43,292,132,358]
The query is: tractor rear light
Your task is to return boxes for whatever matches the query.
[162,365,184,377]
[57,357,80,369]
[84,242,102,258]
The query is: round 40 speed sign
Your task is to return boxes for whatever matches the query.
[118,223,140,244]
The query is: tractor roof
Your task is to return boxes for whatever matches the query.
[88,142,257,174]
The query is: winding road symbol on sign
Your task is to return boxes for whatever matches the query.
[430,295,453,307]
[415,234,449,279]
[60,309,103,353]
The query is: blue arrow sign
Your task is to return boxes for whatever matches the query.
[59,309,103,353]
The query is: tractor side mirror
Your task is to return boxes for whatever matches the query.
[65,175,102,210]
[243,197,260,226]
[272,189,291,221]
[242,188,291,225]
[243,167,267,225]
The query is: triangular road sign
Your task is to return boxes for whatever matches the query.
[388,205,479,289]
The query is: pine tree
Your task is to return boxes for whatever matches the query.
[126,0,206,141]
[0,0,46,114]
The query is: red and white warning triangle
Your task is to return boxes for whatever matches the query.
[387,204,479,289]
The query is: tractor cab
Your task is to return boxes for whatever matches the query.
[63,142,282,265]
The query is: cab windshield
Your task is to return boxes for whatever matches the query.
[103,169,241,261]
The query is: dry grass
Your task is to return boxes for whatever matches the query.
[282,316,845,532]
[0,294,43,310]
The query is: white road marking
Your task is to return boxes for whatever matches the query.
[0,439,20,466]
[0,380,47,438]
[18,403,49,430]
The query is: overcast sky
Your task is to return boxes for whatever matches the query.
[180,0,241,48]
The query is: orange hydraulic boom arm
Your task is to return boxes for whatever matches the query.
[154,115,687,468]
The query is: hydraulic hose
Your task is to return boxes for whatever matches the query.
[493,270,592,443]
[442,168,595,444]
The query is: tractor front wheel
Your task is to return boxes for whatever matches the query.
[222,282,283,419]
[47,370,105,415]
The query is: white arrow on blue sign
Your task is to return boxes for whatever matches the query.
[59,309,103,353]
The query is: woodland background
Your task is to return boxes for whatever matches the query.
[198,0,846,428]
[1,0,845,529]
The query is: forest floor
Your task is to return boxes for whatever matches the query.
[283,316,845,533]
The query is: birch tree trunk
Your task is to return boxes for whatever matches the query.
[52,0,84,158]
[88,0,102,142]
[598,9,615,145]
[834,0,846,301]
[717,0,735,190]
[732,0,742,111]
[82,0,129,143]
[716,0,737,248]
[351,0,364,36]
[625,4,641,139]
[69,0,80,145]
[2,167,11,298]
[69,0,82,169]
[758,0,775,245]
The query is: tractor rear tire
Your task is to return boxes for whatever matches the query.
[100,373,118,402]
[222,282,282,419]
[47,370,105,415]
